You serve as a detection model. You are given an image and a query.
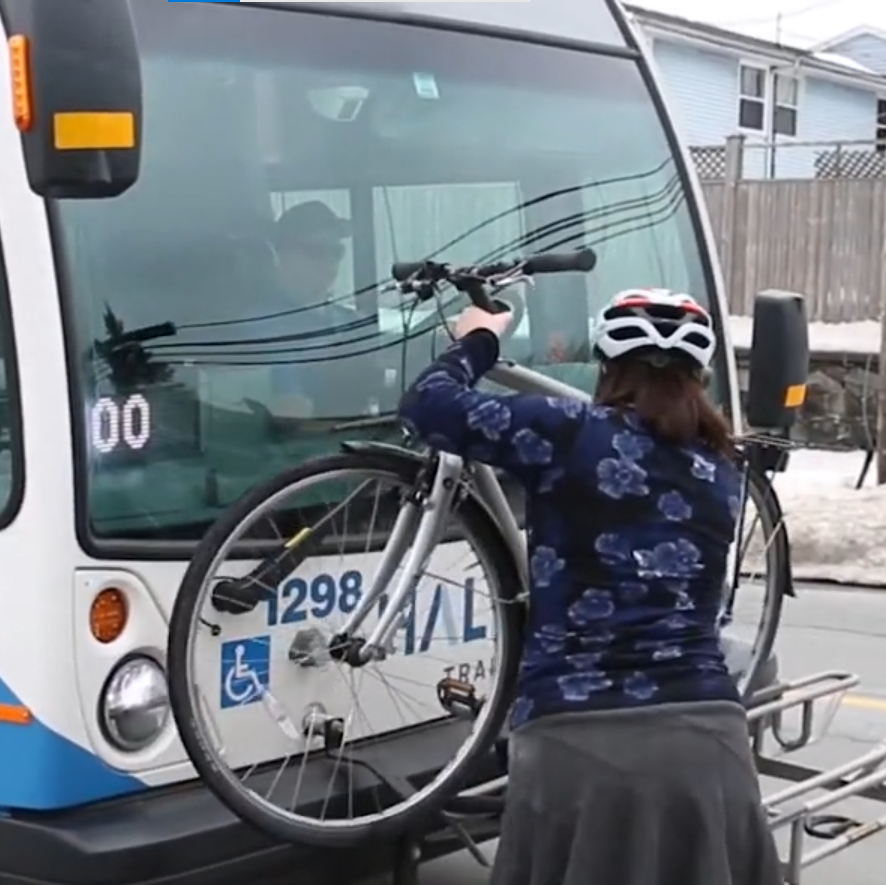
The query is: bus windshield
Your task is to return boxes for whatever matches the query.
[53,2,715,544]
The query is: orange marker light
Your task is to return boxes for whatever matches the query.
[0,703,32,725]
[8,35,32,132]
[90,588,128,643]
[784,383,806,408]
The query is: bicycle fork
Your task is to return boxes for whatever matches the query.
[331,452,464,665]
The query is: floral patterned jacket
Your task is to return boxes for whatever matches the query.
[398,329,742,727]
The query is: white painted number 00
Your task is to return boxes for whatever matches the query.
[90,394,152,453]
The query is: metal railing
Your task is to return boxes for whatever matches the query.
[690,136,886,182]
[747,670,886,883]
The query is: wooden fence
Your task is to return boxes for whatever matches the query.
[695,137,886,322]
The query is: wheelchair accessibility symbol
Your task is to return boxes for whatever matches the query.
[220,636,271,709]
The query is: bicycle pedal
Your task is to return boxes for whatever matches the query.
[436,677,484,718]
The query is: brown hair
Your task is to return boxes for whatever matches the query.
[595,357,733,456]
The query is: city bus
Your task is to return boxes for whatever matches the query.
[0,1,804,884]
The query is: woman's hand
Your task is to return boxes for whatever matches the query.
[453,305,513,340]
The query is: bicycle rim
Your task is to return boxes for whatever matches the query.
[721,464,785,698]
[168,454,521,846]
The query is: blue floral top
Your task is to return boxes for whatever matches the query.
[398,329,743,728]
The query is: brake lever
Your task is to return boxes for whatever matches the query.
[489,270,533,292]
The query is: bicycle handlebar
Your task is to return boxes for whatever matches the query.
[524,249,596,274]
[390,248,596,315]
[391,247,596,284]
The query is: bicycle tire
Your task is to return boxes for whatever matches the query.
[734,462,788,699]
[168,448,524,847]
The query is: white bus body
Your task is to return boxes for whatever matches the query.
[0,2,738,883]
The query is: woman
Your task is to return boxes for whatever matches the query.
[397,288,781,885]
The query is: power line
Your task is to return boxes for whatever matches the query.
[713,0,842,30]
[774,26,830,44]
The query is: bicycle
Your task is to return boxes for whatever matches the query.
[167,250,791,847]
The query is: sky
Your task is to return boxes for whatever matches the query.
[632,0,884,48]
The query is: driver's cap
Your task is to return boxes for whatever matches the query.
[274,200,351,247]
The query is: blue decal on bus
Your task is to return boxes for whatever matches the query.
[265,570,363,625]
[220,636,271,709]
[0,674,142,809]
[263,572,488,654]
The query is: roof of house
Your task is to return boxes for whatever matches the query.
[811,25,886,53]
[625,5,886,90]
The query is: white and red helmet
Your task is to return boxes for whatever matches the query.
[592,287,716,370]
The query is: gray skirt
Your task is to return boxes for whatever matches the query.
[491,701,781,885]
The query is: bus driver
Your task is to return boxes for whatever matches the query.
[272,199,351,321]
[267,200,355,420]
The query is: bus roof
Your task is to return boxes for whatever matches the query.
[250,0,630,50]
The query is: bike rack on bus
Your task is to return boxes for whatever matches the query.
[387,668,886,885]
[748,669,886,884]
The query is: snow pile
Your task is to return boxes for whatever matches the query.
[726,315,884,585]
[729,315,880,355]
[613,315,881,584]
[763,449,886,586]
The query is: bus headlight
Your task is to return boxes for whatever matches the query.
[100,656,170,751]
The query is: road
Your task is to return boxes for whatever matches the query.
[366,584,886,885]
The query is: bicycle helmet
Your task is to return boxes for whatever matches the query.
[592,287,716,370]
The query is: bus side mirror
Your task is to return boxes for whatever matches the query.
[1,0,142,198]
[745,289,809,430]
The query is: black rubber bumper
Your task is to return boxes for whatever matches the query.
[0,720,506,885]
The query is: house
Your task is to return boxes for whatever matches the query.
[812,26,886,146]
[625,5,886,178]
[813,26,886,75]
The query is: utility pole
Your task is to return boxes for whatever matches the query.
[878,301,886,484]
[775,12,782,44]
[878,220,886,484]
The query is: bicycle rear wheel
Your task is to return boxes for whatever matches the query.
[168,448,523,847]
[720,460,789,698]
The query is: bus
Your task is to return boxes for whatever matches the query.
[0,1,804,884]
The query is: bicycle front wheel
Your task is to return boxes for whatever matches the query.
[167,449,523,847]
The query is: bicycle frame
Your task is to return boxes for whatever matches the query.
[339,358,593,661]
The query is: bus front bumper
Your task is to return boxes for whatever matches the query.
[0,720,505,885]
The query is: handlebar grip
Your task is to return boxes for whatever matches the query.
[523,248,596,275]
[392,261,428,282]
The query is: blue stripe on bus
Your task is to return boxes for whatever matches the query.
[0,675,144,810]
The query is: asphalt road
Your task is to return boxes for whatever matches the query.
[366,584,886,885]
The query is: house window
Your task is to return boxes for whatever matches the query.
[876,98,886,153]
[738,64,766,130]
[773,73,799,137]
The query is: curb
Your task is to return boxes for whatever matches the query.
[792,576,886,591]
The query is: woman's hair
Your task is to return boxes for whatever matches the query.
[595,355,733,455]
